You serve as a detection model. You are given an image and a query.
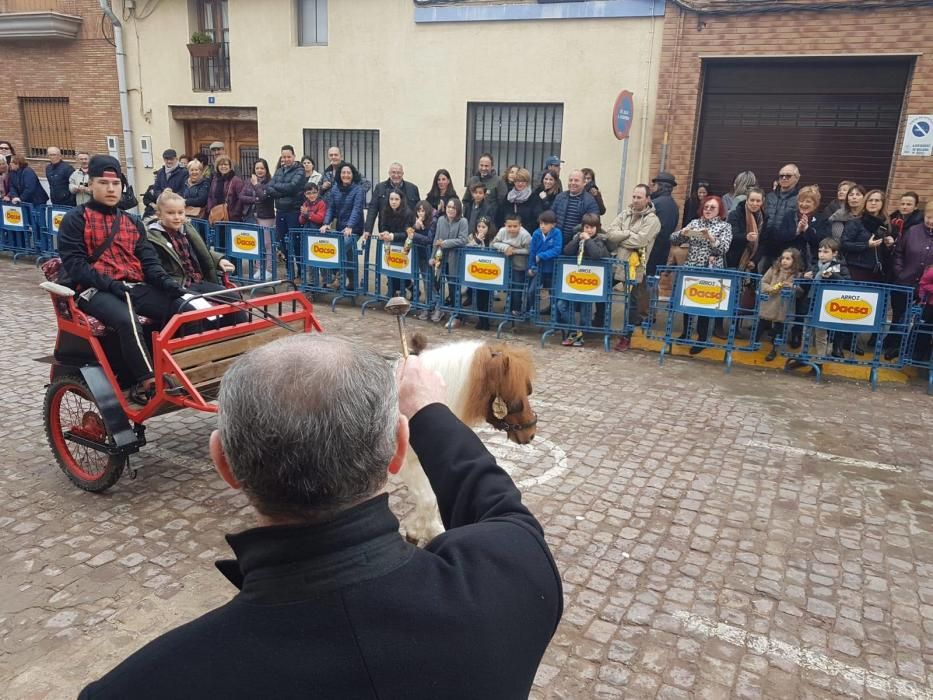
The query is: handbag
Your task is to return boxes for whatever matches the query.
[208,203,228,225]
[57,209,123,288]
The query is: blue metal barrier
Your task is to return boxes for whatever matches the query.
[779,279,914,389]
[437,248,514,334]
[35,205,71,263]
[0,202,37,262]
[188,217,213,248]
[645,266,764,370]
[360,238,421,315]
[212,221,278,284]
[905,303,933,394]
[538,257,627,351]
[290,229,362,311]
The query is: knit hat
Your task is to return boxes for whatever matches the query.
[88,155,122,179]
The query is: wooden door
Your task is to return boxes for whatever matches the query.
[185,120,258,176]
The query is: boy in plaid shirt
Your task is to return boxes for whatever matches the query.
[59,156,186,403]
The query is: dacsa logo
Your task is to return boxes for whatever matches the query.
[825,295,872,321]
[52,213,64,229]
[312,241,337,259]
[685,282,724,305]
[566,269,601,292]
[469,259,501,281]
[234,233,257,251]
[386,250,408,269]
[5,208,22,225]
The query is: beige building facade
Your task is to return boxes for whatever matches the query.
[117,0,663,218]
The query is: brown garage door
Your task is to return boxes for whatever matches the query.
[692,58,912,201]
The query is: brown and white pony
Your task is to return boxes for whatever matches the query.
[398,334,536,544]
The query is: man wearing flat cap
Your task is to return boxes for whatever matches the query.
[152,148,187,201]
[646,171,680,276]
[58,155,187,404]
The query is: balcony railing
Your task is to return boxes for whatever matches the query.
[191,42,231,92]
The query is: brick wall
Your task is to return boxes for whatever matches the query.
[0,0,122,170]
[651,2,933,212]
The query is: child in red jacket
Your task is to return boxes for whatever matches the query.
[299,183,327,228]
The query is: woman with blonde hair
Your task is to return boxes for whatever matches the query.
[147,189,234,288]
[181,159,211,219]
[502,167,542,233]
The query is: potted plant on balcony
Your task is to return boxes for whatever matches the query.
[187,31,221,58]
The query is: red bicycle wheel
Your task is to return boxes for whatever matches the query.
[44,375,125,492]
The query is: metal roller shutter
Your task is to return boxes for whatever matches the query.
[692,58,912,199]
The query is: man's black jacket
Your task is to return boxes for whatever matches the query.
[365,179,421,233]
[79,404,563,699]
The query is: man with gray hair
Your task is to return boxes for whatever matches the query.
[46,146,75,206]
[79,335,562,699]
[365,161,421,239]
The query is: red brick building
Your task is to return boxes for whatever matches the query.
[0,0,121,174]
[650,0,933,213]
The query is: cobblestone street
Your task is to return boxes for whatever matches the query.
[1,262,932,699]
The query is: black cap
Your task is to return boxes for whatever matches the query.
[652,171,677,187]
[162,148,177,159]
[88,155,123,179]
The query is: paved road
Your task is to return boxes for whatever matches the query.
[1,262,932,699]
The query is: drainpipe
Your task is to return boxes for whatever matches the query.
[99,0,136,189]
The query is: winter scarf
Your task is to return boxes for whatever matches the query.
[507,186,532,205]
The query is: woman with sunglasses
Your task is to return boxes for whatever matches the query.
[669,195,733,354]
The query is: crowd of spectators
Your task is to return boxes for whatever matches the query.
[4,137,931,358]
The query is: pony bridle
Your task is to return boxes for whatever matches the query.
[490,395,538,433]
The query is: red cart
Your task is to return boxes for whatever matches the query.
[39,262,323,492]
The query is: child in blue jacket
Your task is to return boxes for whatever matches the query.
[527,209,562,313]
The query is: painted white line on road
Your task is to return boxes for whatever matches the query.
[475,428,570,489]
[743,439,902,473]
[673,610,933,699]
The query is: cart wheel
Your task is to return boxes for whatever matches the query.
[44,375,126,492]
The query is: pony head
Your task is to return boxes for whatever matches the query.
[464,343,537,445]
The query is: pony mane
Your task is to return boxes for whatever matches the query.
[461,342,535,426]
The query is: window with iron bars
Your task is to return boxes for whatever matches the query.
[465,102,563,186]
[302,128,379,204]
[20,97,75,158]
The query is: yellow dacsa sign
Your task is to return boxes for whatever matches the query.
[52,212,65,231]
[559,264,604,297]
[311,241,337,259]
[4,207,23,226]
[469,260,501,281]
[684,281,724,305]
[824,297,872,321]
[385,249,409,269]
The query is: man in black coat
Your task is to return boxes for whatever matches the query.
[646,171,680,276]
[364,161,421,238]
[79,336,563,700]
[45,146,75,206]
[152,148,188,200]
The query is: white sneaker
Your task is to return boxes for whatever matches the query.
[264,271,273,281]
[252,270,262,281]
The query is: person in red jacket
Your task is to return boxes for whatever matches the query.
[58,156,186,403]
[298,182,327,228]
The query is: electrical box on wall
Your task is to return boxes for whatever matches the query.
[106,136,119,160]
[139,136,152,168]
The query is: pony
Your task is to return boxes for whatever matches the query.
[398,333,536,544]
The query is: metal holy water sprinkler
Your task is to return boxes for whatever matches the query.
[384,295,412,358]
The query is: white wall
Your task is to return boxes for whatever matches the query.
[120,0,662,218]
